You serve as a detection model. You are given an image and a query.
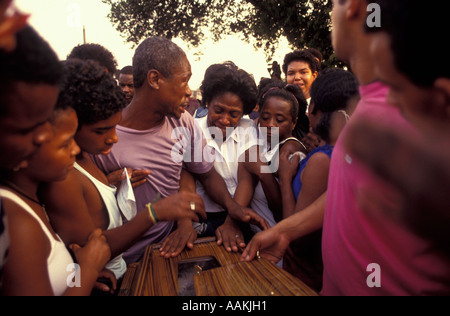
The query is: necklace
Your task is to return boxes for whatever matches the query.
[1,181,49,221]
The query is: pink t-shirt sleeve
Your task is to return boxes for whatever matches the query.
[322,82,450,296]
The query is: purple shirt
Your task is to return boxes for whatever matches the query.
[93,113,213,264]
[322,82,450,296]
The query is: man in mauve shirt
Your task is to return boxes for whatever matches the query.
[94,37,268,264]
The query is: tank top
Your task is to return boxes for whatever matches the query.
[292,144,334,200]
[0,189,74,296]
[74,163,127,279]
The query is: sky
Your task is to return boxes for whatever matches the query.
[15,0,293,91]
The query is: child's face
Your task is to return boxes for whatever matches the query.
[26,108,80,182]
[75,112,122,155]
[259,96,296,144]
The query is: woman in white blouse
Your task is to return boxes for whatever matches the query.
[194,61,270,253]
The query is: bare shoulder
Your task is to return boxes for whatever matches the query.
[303,152,332,178]
[2,197,50,253]
[42,169,86,213]
[308,152,332,165]
[2,198,54,295]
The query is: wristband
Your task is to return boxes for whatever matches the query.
[146,203,159,224]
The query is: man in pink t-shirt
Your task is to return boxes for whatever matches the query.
[322,81,450,295]
[322,0,450,295]
[348,0,450,257]
[242,0,450,295]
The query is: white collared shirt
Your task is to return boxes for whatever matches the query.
[195,116,258,213]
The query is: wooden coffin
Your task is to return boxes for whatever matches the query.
[119,237,318,296]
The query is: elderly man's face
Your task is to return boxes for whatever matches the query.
[158,55,193,119]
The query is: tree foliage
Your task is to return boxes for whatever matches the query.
[102,0,339,66]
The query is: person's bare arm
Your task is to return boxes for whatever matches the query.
[234,162,257,208]
[195,167,269,230]
[292,154,330,216]
[215,162,258,253]
[241,192,326,263]
[43,171,96,246]
[243,146,283,221]
[45,169,206,259]
[160,169,199,258]
[3,201,110,296]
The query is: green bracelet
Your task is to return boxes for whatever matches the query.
[146,203,159,224]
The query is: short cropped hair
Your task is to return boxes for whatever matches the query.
[57,59,127,127]
[365,0,449,87]
[133,37,187,89]
[282,50,320,76]
[120,66,133,76]
[67,43,118,75]
[0,25,62,111]
[200,61,258,116]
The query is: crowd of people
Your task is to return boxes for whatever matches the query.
[0,0,449,296]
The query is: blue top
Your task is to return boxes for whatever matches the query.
[292,144,334,201]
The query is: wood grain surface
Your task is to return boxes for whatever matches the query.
[119,238,318,297]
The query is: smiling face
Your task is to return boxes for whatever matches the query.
[259,96,297,144]
[207,92,244,140]
[75,112,122,156]
[0,82,59,171]
[286,61,318,99]
[26,108,80,182]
